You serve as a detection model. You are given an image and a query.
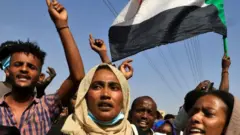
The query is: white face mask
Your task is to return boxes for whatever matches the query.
[88,111,125,126]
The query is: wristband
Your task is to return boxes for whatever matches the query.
[57,26,69,32]
[222,70,229,74]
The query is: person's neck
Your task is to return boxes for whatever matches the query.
[144,129,153,135]
[8,86,35,104]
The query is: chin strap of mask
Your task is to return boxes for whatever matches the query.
[88,111,124,126]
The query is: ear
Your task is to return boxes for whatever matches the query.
[4,68,10,78]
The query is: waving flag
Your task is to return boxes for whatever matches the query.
[109,0,227,61]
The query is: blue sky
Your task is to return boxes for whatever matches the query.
[0,0,239,114]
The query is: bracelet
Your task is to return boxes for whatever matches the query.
[222,71,229,74]
[57,26,69,32]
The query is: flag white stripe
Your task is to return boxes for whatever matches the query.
[112,0,209,26]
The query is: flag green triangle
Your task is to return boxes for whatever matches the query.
[205,0,226,25]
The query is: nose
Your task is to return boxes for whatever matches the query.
[20,64,28,74]
[141,111,148,119]
[100,87,111,100]
[190,112,202,124]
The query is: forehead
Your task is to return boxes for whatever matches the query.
[92,68,119,82]
[11,52,41,66]
[194,95,227,110]
[134,98,157,110]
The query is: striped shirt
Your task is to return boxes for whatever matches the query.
[0,93,61,135]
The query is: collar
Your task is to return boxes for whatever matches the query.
[0,92,40,106]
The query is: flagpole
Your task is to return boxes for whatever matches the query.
[223,37,228,56]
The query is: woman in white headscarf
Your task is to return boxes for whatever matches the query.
[61,64,134,135]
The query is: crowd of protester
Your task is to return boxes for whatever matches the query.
[0,0,239,135]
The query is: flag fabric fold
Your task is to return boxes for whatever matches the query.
[109,0,227,62]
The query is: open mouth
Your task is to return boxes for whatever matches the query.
[188,128,205,135]
[138,120,148,128]
[98,102,113,111]
[16,74,31,81]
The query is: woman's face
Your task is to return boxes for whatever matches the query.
[86,68,123,122]
[186,95,228,135]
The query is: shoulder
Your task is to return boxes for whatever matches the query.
[0,83,11,98]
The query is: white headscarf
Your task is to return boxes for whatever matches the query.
[61,64,133,135]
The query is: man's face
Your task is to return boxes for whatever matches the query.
[131,98,157,131]
[6,52,41,89]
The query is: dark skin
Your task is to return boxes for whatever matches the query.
[194,80,212,91]
[86,69,123,122]
[46,0,85,102]
[2,67,54,98]
[219,54,231,92]
[130,97,157,135]
[89,34,110,64]
[194,54,230,92]
[4,0,84,126]
[67,93,77,114]
[36,67,56,98]
[89,35,134,80]
[186,95,227,135]
[5,53,42,126]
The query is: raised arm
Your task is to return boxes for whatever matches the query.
[219,54,231,92]
[89,34,111,64]
[46,0,85,103]
[36,67,56,98]
[119,59,133,80]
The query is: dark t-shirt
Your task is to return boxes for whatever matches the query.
[0,125,21,135]
[47,116,68,135]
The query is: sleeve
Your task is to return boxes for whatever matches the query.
[41,94,62,121]
[173,107,189,135]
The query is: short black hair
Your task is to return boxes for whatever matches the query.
[131,96,157,110]
[129,96,157,124]
[0,40,46,65]
[187,90,234,129]
[164,114,175,120]
[184,90,206,112]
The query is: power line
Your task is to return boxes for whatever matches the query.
[102,0,184,100]
[167,46,190,90]
[189,38,200,82]
[105,0,118,15]
[190,36,204,82]
[102,0,118,17]
[157,48,184,90]
[184,40,197,85]
[194,37,204,80]
[143,52,181,100]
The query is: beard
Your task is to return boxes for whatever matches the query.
[8,73,36,94]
